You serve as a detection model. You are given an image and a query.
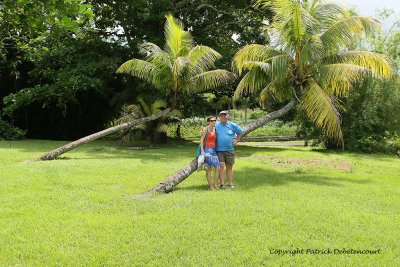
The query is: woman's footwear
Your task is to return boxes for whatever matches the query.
[227,184,235,189]
[219,184,227,189]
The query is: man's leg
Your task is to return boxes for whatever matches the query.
[217,151,226,187]
[225,151,235,187]
[219,162,225,186]
[226,163,234,186]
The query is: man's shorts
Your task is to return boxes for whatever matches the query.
[217,150,235,165]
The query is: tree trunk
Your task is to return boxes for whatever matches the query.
[143,98,298,195]
[142,159,198,196]
[32,107,172,161]
[242,98,297,135]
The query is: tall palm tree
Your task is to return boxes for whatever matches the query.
[117,14,235,107]
[143,0,394,195]
[33,14,234,161]
[233,0,393,146]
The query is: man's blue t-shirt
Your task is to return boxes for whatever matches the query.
[215,121,244,151]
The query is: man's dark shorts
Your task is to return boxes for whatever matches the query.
[217,150,235,165]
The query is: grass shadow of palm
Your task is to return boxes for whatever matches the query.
[176,166,370,193]
[7,139,198,162]
[233,167,370,190]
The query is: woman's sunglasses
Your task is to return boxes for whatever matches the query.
[210,119,216,122]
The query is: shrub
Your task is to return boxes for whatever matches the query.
[0,119,26,140]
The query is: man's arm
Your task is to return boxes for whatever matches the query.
[234,134,243,145]
[232,122,244,145]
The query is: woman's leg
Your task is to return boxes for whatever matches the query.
[213,167,219,189]
[206,168,214,190]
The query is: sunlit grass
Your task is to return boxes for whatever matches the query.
[0,140,399,265]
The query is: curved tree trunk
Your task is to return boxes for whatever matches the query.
[143,98,298,195]
[32,107,172,161]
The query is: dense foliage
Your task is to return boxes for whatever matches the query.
[0,0,265,140]
[0,117,26,140]
[1,0,398,154]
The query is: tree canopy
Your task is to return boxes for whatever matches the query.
[232,0,394,146]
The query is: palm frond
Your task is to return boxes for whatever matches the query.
[172,57,190,83]
[259,82,291,105]
[326,51,393,79]
[253,0,275,9]
[189,45,222,74]
[190,70,236,93]
[116,59,159,86]
[317,63,369,97]
[164,108,183,119]
[241,54,290,84]
[136,97,151,116]
[234,67,268,100]
[232,44,279,75]
[242,61,271,72]
[116,104,143,125]
[269,54,291,83]
[164,14,193,58]
[302,35,325,63]
[151,99,167,114]
[300,80,343,146]
[320,16,380,53]
[291,0,307,45]
[312,2,346,30]
[261,0,318,50]
[139,42,172,70]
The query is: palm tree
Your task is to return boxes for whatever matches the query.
[143,0,394,195]
[117,97,182,144]
[33,14,234,161]
[117,14,234,107]
[233,0,393,146]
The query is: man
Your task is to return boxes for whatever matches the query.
[215,110,244,189]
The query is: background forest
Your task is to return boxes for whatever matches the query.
[1,0,399,154]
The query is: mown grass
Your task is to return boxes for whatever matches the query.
[0,140,399,266]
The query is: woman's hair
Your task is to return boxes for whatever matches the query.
[206,116,216,123]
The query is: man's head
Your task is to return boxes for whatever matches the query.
[219,110,229,124]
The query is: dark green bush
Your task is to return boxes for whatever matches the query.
[340,77,400,154]
[0,119,26,140]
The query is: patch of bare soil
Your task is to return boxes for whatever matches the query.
[254,155,353,172]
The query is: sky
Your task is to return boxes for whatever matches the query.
[338,0,400,29]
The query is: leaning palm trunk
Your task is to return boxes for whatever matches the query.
[33,107,172,161]
[142,159,198,195]
[242,99,297,135]
[143,99,298,195]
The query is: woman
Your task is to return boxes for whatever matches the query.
[200,116,220,190]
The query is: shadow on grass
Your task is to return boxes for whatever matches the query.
[0,139,198,162]
[177,166,371,192]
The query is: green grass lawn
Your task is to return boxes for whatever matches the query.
[0,140,399,266]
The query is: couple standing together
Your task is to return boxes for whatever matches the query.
[199,110,244,190]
